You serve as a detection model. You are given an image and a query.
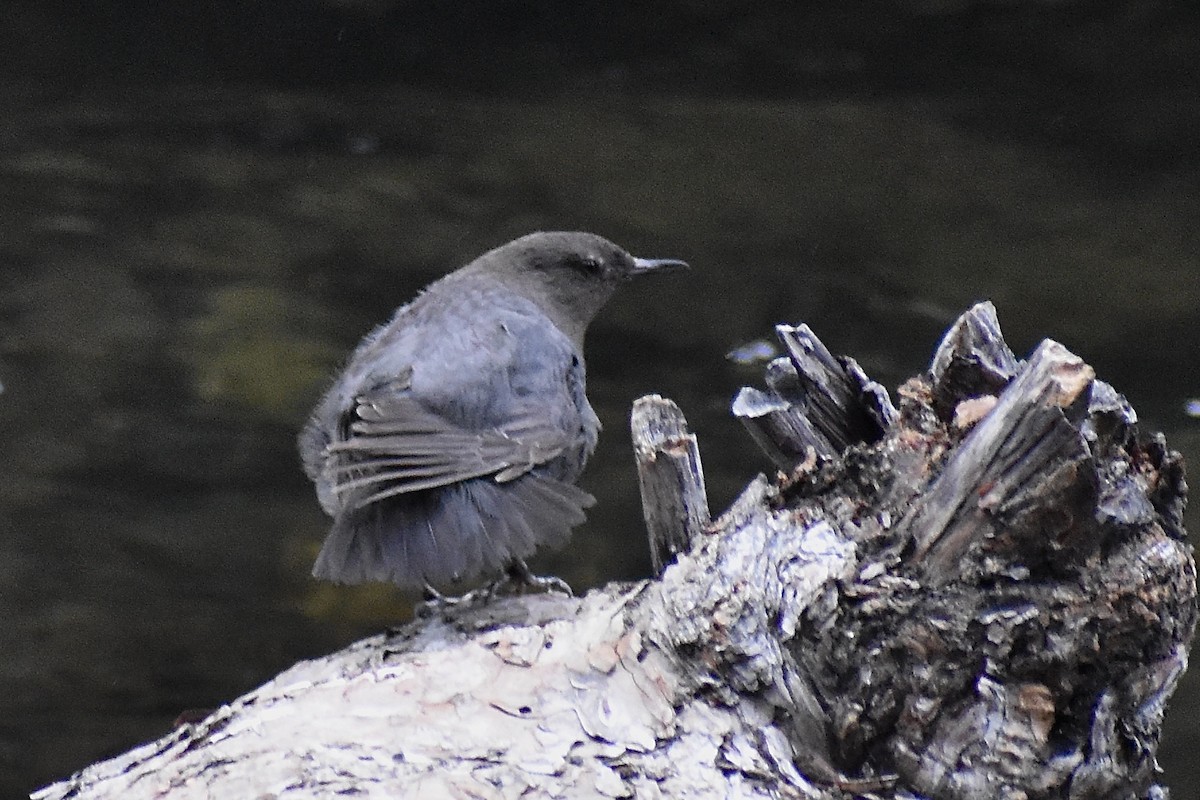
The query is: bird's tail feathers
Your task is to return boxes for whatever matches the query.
[311,474,595,590]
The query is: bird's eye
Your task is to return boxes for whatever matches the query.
[580,255,604,274]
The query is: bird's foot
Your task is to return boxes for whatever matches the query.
[512,572,575,596]
[418,565,574,614]
[487,560,574,598]
[414,581,467,617]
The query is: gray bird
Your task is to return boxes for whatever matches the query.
[300,231,687,592]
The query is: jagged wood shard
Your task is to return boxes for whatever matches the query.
[775,323,886,449]
[732,325,896,470]
[35,302,1194,800]
[929,300,1021,390]
[903,338,1097,580]
[631,394,711,574]
[732,385,837,466]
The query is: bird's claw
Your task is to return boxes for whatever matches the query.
[514,573,574,597]
[414,581,466,617]
[490,560,574,598]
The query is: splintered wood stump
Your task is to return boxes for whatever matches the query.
[35,303,1194,800]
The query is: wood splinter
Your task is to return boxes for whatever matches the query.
[631,394,711,574]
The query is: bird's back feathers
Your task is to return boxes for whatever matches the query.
[302,276,599,589]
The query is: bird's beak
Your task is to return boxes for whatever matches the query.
[630,256,690,276]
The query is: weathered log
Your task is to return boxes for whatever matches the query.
[34,303,1194,800]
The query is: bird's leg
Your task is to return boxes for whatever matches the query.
[489,558,574,597]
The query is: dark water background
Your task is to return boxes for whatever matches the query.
[2,2,1198,796]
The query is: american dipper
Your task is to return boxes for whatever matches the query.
[300,231,687,592]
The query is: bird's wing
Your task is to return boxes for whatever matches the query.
[323,378,576,511]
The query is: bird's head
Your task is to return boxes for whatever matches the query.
[473,231,688,346]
